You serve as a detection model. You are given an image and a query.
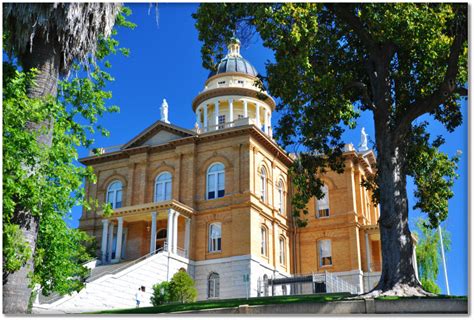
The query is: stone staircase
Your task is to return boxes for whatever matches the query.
[32,251,191,314]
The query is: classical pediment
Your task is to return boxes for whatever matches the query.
[122,120,195,149]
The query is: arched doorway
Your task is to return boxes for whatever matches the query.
[156,228,167,252]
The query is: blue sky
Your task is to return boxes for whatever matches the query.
[67,3,467,295]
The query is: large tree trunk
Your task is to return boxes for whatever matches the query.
[3,35,59,314]
[365,129,432,297]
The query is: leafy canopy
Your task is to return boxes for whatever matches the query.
[151,270,198,306]
[2,6,136,296]
[193,3,467,227]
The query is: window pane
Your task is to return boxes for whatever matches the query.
[165,181,172,200]
[116,190,122,208]
[208,191,215,199]
[107,191,114,205]
[217,189,225,198]
[318,185,329,210]
[217,172,225,191]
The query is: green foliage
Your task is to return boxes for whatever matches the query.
[193,3,467,227]
[414,218,451,294]
[2,6,135,296]
[151,270,197,306]
[151,281,171,306]
[169,270,198,303]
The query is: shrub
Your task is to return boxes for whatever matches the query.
[151,281,171,306]
[169,270,198,303]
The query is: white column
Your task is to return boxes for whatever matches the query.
[107,223,114,262]
[365,232,372,272]
[195,108,200,128]
[150,211,157,254]
[256,103,261,129]
[184,218,191,258]
[173,212,179,254]
[167,209,173,252]
[101,219,109,263]
[229,98,234,125]
[204,105,208,130]
[268,111,273,138]
[243,100,248,118]
[214,100,220,129]
[114,217,124,262]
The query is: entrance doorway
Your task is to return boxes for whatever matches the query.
[156,228,167,252]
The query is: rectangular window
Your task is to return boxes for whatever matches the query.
[238,80,244,84]
[238,114,244,119]
[218,115,226,129]
[319,239,332,267]
[316,185,329,218]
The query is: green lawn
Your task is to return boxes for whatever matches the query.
[97,292,354,314]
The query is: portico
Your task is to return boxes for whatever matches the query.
[99,200,194,264]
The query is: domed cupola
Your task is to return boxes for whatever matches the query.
[208,37,258,79]
[192,37,276,138]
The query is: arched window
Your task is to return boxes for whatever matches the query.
[207,163,225,200]
[316,184,330,218]
[155,172,172,202]
[318,239,333,267]
[279,237,286,265]
[208,272,220,298]
[263,274,269,296]
[106,180,123,209]
[208,223,222,252]
[260,166,267,202]
[277,179,285,214]
[260,226,268,256]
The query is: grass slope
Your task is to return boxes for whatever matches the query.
[97,293,353,314]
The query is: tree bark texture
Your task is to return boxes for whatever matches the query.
[3,35,59,314]
[368,123,426,296]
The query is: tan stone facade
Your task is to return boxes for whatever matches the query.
[78,39,383,298]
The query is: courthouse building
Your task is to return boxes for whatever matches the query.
[77,38,385,301]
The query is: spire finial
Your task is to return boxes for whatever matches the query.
[227,35,241,57]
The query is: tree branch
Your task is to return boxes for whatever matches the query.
[326,4,380,57]
[395,31,467,137]
[345,81,376,111]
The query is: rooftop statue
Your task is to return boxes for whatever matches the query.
[358,127,369,152]
[161,98,170,123]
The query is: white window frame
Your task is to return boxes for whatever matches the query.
[316,184,330,218]
[261,226,267,256]
[106,180,123,209]
[319,239,333,267]
[260,167,267,202]
[206,163,225,200]
[208,272,220,298]
[154,172,172,202]
[208,223,222,252]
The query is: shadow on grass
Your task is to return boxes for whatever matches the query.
[96,293,354,314]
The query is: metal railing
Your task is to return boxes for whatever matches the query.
[318,271,358,294]
[88,144,123,156]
